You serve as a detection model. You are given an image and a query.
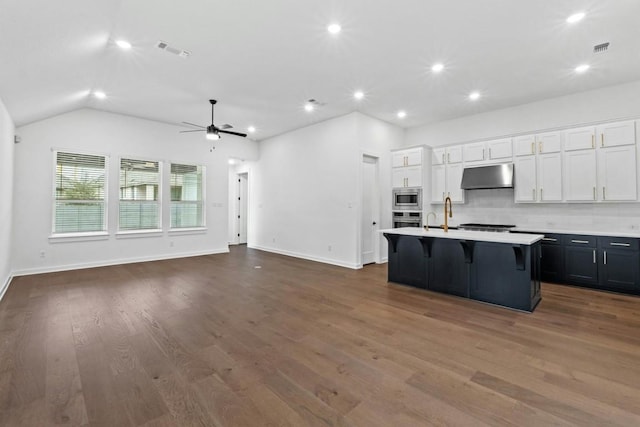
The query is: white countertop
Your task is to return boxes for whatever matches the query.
[511,226,640,238]
[380,228,544,245]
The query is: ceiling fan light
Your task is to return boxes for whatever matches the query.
[206,125,220,140]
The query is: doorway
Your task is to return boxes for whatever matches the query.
[237,172,248,244]
[361,155,379,265]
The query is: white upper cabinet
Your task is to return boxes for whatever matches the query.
[597,121,636,148]
[431,145,464,203]
[392,166,422,188]
[597,145,637,201]
[538,153,563,202]
[514,135,536,157]
[564,149,597,201]
[463,139,512,163]
[537,132,562,153]
[564,126,596,151]
[514,156,537,202]
[463,142,486,162]
[487,138,513,160]
[392,147,423,168]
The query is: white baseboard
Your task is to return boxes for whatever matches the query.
[0,273,13,302]
[377,257,388,264]
[11,248,230,277]
[249,245,360,269]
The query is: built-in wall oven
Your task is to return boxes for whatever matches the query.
[392,188,422,210]
[393,211,423,228]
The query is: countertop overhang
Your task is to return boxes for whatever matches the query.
[380,228,544,245]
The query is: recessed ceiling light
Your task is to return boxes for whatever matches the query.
[115,39,132,50]
[397,111,407,119]
[354,91,365,100]
[228,159,236,165]
[575,64,590,73]
[93,91,107,99]
[431,63,445,73]
[327,23,342,34]
[469,91,481,101]
[566,12,586,24]
[304,103,315,112]
[248,126,256,133]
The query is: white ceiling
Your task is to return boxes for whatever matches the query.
[2,0,640,140]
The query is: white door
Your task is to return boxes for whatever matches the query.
[237,173,248,244]
[361,155,379,265]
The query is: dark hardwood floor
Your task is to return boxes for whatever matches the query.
[1,245,640,426]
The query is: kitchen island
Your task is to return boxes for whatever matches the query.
[381,228,544,312]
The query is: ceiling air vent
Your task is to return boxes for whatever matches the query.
[156,40,191,58]
[593,42,610,54]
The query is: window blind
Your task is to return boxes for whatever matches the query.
[119,158,160,231]
[170,163,204,228]
[54,151,107,233]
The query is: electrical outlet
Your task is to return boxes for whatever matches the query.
[39,250,45,258]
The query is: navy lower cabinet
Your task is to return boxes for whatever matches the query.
[540,235,564,283]
[428,238,469,297]
[383,233,541,312]
[384,234,427,288]
[597,237,640,293]
[471,242,541,312]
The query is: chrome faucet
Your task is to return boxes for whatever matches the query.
[424,211,436,231]
[443,196,453,232]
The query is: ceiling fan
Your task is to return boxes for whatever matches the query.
[180,99,247,140]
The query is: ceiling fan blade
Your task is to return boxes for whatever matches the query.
[179,129,205,133]
[220,124,233,130]
[181,121,206,129]
[218,129,247,137]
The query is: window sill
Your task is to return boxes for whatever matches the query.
[49,231,109,243]
[116,229,163,239]
[168,227,208,236]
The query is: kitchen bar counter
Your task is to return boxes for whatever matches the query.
[512,226,640,239]
[381,228,543,312]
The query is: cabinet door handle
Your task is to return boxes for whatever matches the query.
[540,188,543,201]
[542,237,557,242]
[531,142,534,154]
[603,187,606,200]
[603,250,607,265]
[601,133,604,147]
[532,188,536,201]
[447,153,450,163]
[539,141,542,153]
[593,249,596,264]
[488,148,491,158]
[591,134,595,149]
[442,153,445,164]
[610,242,631,247]
[442,192,445,201]
[593,187,596,200]
[571,239,590,244]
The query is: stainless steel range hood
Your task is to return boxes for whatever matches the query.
[460,163,514,190]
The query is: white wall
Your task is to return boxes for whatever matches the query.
[406,79,640,231]
[12,109,258,274]
[0,97,15,297]
[249,112,403,268]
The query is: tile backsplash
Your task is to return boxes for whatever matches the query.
[428,188,640,231]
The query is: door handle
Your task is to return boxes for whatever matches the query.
[542,237,557,242]
[593,249,596,264]
[610,242,631,247]
[571,240,590,244]
[603,250,607,265]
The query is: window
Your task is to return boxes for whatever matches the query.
[119,158,161,231]
[53,151,107,234]
[170,163,204,228]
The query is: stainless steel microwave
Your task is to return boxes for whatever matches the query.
[392,188,422,210]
